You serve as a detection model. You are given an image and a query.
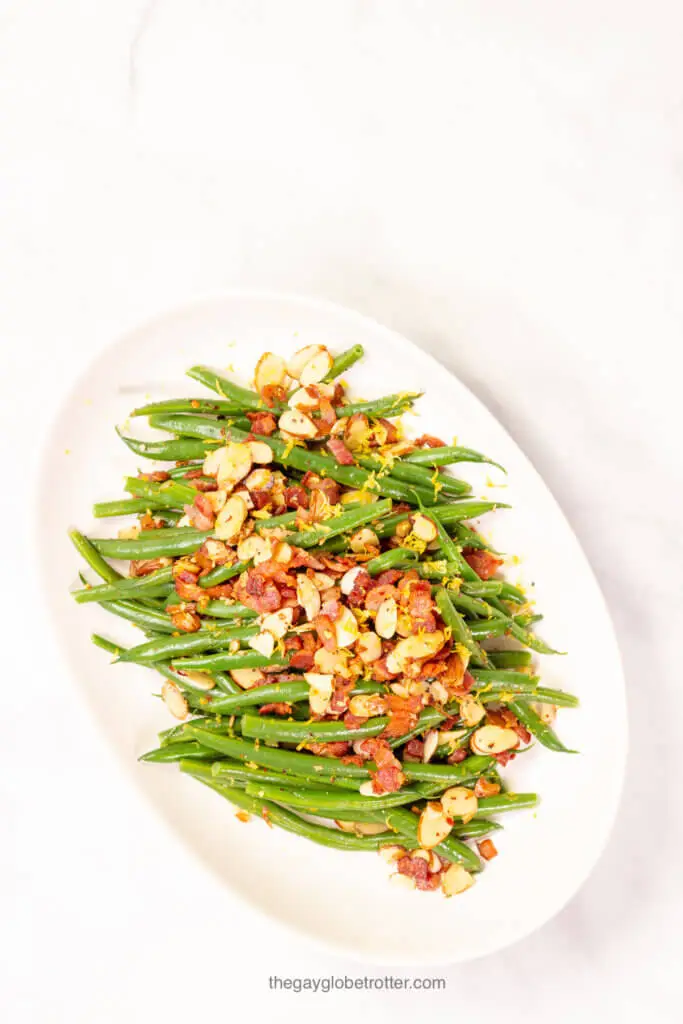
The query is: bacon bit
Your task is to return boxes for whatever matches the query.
[261,383,287,408]
[474,777,501,798]
[447,748,467,764]
[190,476,219,492]
[320,598,341,621]
[462,549,504,581]
[246,410,277,435]
[320,554,357,575]
[284,485,309,509]
[172,562,205,602]
[360,739,406,794]
[478,839,498,861]
[138,470,170,482]
[240,570,283,613]
[129,557,172,577]
[202,583,234,599]
[343,712,367,731]
[396,854,441,891]
[364,583,399,612]
[374,764,405,794]
[305,741,351,758]
[346,567,372,607]
[375,569,403,587]
[403,739,425,762]
[168,606,202,632]
[316,396,338,433]
[383,693,423,738]
[494,750,516,767]
[370,655,401,682]
[404,579,437,632]
[289,651,314,670]
[248,489,272,510]
[413,434,446,448]
[183,468,204,479]
[184,492,215,531]
[326,437,355,465]
[329,679,354,715]
[195,538,233,571]
[340,754,364,767]
[258,702,293,716]
[139,513,164,531]
[235,811,251,823]
[376,418,399,444]
[301,471,341,506]
[313,614,337,652]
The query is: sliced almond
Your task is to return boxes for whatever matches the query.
[375,597,398,639]
[237,534,272,564]
[230,668,264,689]
[287,344,325,380]
[349,527,379,553]
[244,468,273,493]
[437,729,467,751]
[287,386,318,410]
[296,574,322,621]
[254,351,287,394]
[417,802,453,849]
[118,524,141,540]
[387,630,446,671]
[272,541,293,564]
[233,487,254,510]
[334,606,359,648]
[411,513,438,543]
[441,786,479,822]
[314,647,350,675]
[471,724,520,755]
[458,696,486,727]
[355,631,382,664]
[203,443,253,491]
[175,514,193,528]
[344,413,371,450]
[277,409,317,439]
[335,820,389,836]
[348,693,387,719]
[262,606,293,639]
[530,701,557,725]
[161,680,189,720]
[203,489,228,514]
[422,730,439,763]
[248,440,274,464]
[340,565,364,596]
[441,863,475,897]
[214,494,248,542]
[379,845,405,864]
[174,670,215,692]
[429,680,449,704]
[341,489,377,505]
[390,873,416,890]
[359,780,382,797]
[305,672,334,716]
[299,348,333,386]
[248,631,275,657]
[310,571,335,591]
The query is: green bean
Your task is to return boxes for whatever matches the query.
[117,430,222,462]
[244,782,431,813]
[186,679,309,714]
[373,501,503,541]
[241,712,388,744]
[193,760,332,789]
[389,755,494,787]
[356,453,471,497]
[174,650,290,672]
[198,560,249,589]
[365,548,419,575]
[336,393,421,419]
[476,792,540,814]
[481,685,578,709]
[131,398,243,417]
[488,651,533,669]
[470,669,539,685]
[194,598,256,619]
[159,715,241,745]
[324,344,364,381]
[72,566,174,604]
[118,624,259,664]
[186,365,273,413]
[92,633,123,656]
[405,445,505,473]
[164,462,203,478]
[92,498,177,519]
[435,587,489,668]
[382,807,481,873]
[506,701,577,753]
[69,528,121,583]
[498,582,526,604]
[100,598,176,634]
[387,707,448,749]
[124,475,198,508]
[92,530,209,560]
[283,498,392,549]
[140,741,220,763]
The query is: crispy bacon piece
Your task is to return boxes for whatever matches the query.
[235,569,282,613]
[129,557,172,577]
[258,703,292,716]
[329,679,354,716]
[370,655,400,682]
[313,614,337,652]
[301,471,340,506]
[462,548,504,581]
[413,434,446,448]
[346,568,372,607]
[184,493,215,531]
[138,470,170,482]
[364,583,399,612]
[168,605,202,632]
[320,554,357,575]
[339,754,364,767]
[358,738,406,794]
[477,839,498,861]
[376,418,399,444]
[494,750,516,767]
[188,476,218,492]
[202,583,234,599]
[402,739,425,762]
[139,514,164,531]
[320,598,341,621]
[474,777,501,798]
[383,693,423,738]
[172,561,205,602]
[326,437,355,466]
[261,383,286,408]
[288,649,313,670]
[396,854,441,891]
[317,396,338,435]
[305,741,351,758]
[343,712,367,730]
[284,485,309,509]
[447,748,467,764]
[403,578,437,632]
[246,410,277,436]
[195,538,233,571]
[375,569,403,587]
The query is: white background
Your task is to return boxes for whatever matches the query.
[1,1,682,1021]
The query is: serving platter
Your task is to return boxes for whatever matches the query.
[39,290,626,963]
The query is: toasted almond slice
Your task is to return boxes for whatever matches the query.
[214,494,248,542]
[471,724,520,755]
[175,514,193,528]
[174,670,215,692]
[230,668,264,689]
[304,672,334,716]
[244,468,273,493]
[441,863,474,897]
[313,646,349,675]
[335,606,359,648]
[278,409,317,439]
[161,680,189,720]
[341,489,377,505]
[422,730,439,763]
[389,681,410,698]
[458,696,486,727]
[344,412,371,450]
[379,845,405,864]
[348,693,387,718]
[237,534,272,564]
[335,820,389,836]
[299,348,333,386]
[248,631,275,657]
[389,630,446,670]
[359,780,382,797]
[271,541,293,564]
[204,443,253,490]
[334,819,358,833]
[394,519,412,539]
[248,440,274,464]
[429,680,449,704]
[118,524,141,540]
[437,729,467,751]
[349,527,379,553]
[262,606,293,640]
[340,565,364,596]
[375,597,398,639]
[390,873,416,890]
[411,513,438,543]
[441,786,479,822]
[287,386,318,410]
[417,802,453,849]
[355,631,382,664]
[287,344,325,380]
[310,571,335,590]
[254,351,287,394]
[233,487,254,510]
[296,574,322,621]
[530,701,557,725]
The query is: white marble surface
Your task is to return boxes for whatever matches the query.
[1,1,682,1020]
